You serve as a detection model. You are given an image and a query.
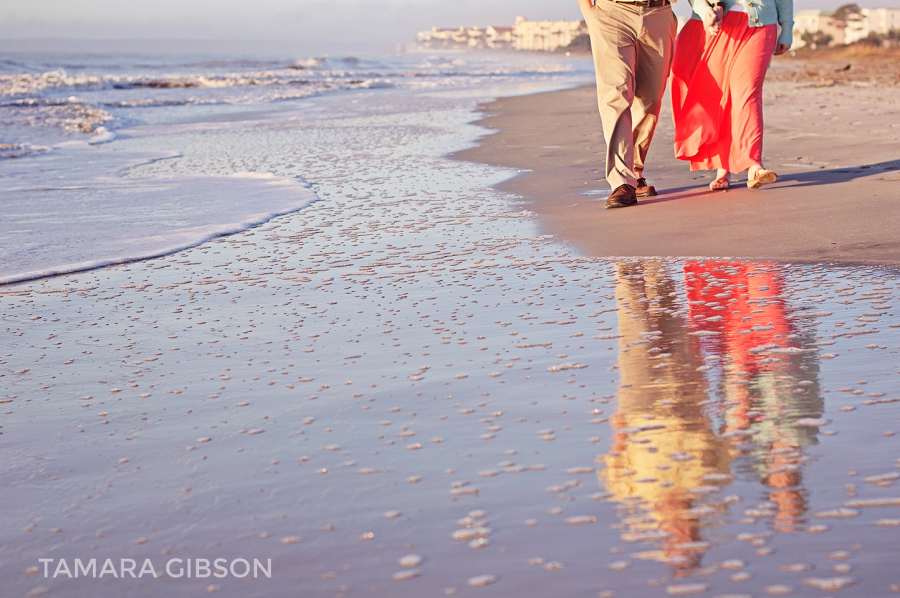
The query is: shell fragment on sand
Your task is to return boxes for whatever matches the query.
[802,576,856,591]
[864,472,899,483]
[392,569,421,581]
[666,583,709,595]
[814,508,859,518]
[844,497,900,508]
[467,574,497,587]
[399,554,424,568]
[451,528,491,542]
[767,347,818,354]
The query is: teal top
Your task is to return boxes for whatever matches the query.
[689,0,794,46]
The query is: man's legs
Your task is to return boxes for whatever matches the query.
[585,1,639,190]
[632,5,677,179]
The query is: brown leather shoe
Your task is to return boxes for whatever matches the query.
[606,184,637,209]
[635,177,657,197]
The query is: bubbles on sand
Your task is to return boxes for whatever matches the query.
[399,554,424,568]
[666,583,709,595]
[802,576,856,591]
[467,574,497,587]
[393,569,422,581]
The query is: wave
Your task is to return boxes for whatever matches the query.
[87,126,116,144]
[95,79,394,108]
[0,142,50,159]
[288,55,388,70]
[0,54,590,146]
[290,56,329,69]
[0,165,320,285]
[0,96,113,133]
[0,69,105,96]
[0,69,255,97]
[0,56,582,98]
[1,68,368,98]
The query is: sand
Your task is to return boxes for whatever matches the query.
[4,70,900,598]
[454,57,900,266]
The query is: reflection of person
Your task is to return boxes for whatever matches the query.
[671,0,793,190]
[602,261,731,571]
[601,260,828,570]
[683,261,823,531]
[577,0,677,208]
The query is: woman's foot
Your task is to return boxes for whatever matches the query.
[747,165,777,189]
[709,169,730,191]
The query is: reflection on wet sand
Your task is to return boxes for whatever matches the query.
[600,261,825,574]
[686,261,824,534]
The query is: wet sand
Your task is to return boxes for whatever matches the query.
[454,63,900,266]
[3,83,900,598]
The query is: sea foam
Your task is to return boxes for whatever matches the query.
[0,145,318,285]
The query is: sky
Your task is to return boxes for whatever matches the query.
[2,0,899,54]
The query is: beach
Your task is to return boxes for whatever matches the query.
[456,54,900,265]
[2,49,900,598]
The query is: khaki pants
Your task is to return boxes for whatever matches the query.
[584,0,676,189]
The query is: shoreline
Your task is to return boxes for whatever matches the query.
[454,73,900,267]
[6,52,900,598]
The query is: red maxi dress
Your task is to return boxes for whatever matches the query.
[671,10,777,173]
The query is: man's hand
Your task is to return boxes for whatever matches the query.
[577,0,594,19]
[701,5,724,35]
[774,43,790,55]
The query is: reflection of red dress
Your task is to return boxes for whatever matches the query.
[684,261,793,367]
[671,12,777,173]
[684,261,807,531]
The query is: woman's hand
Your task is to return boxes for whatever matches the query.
[773,43,790,55]
[701,5,724,35]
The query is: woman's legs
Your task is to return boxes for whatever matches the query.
[726,23,777,176]
[710,168,730,190]
[671,20,720,170]
[673,14,744,178]
[672,16,779,189]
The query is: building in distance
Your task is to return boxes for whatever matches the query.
[415,7,898,53]
[416,25,513,49]
[414,17,586,52]
[510,17,586,51]
[793,5,900,48]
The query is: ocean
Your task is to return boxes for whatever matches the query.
[0,49,594,284]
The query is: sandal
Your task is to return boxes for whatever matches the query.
[709,176,730,191]
[747,167,777,189]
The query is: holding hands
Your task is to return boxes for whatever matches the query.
[702,2,725,35]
